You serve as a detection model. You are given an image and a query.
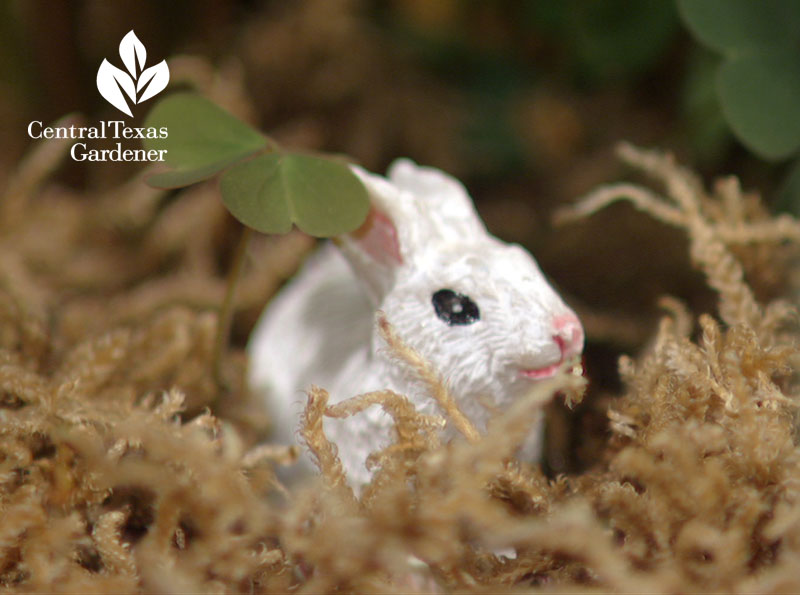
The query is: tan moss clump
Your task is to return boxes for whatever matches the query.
[0,139,799,592]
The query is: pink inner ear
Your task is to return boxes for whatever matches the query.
[352,207,403,266]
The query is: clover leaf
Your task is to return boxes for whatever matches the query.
[717,50,800,160]
[143,93,370,238]
[678,0,800,161]
[678,0,800,55]
[220,153,370,237]
[144,93,268,188]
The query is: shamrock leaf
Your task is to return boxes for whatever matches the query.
[143,93,268,187]
[143,93,371,237]
[220,153,370,237]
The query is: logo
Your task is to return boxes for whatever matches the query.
[26,29,169,163]
[96,30,169,117]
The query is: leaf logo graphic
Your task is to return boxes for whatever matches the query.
[96,30,169,117]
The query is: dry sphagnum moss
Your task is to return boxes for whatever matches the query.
[0,135,799,593]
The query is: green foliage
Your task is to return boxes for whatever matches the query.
[718,51,800,160]
[775,157,800,213]
[527,0,679,81]
[144,93,268,187]
[564,0,679,81]
[681,48,731,164]
[382,1,679,175]
[220,153,370,236]
[678,0,800,161]
[143,94,370,238]
[678,0,800,54]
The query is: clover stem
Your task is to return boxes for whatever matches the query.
[212,224,253,397]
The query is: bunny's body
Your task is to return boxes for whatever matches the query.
[248,160,583,485]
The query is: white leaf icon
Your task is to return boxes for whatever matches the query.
[136,60,170,104]
[119,30,146,78]
[96,59,135,117]
[97,30,169,116]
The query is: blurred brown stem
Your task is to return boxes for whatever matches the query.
[213,225,253,397]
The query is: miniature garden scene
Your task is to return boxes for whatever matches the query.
[1,1,800,592]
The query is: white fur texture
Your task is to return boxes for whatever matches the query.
[248,159,584,485]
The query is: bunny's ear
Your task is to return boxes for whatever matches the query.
[350,207,403,268]
[387,159,487,242]
[336,167,406,304]
[337,161,488,304]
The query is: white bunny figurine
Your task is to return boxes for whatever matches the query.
[248,159,584,485]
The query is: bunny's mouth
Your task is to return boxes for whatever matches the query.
[518,336,567,379]
[519,363,561,379]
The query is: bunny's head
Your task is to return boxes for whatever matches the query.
[338,160,583,407]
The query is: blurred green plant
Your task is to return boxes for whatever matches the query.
[381,0,679,176]
[678,0,800,210]
[680,47,731,165]
[142,93,370,392]
[526,0,679,82]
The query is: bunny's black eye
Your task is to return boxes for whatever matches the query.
[432,289,480,326]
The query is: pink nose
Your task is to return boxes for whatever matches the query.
[552,313,584,359]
